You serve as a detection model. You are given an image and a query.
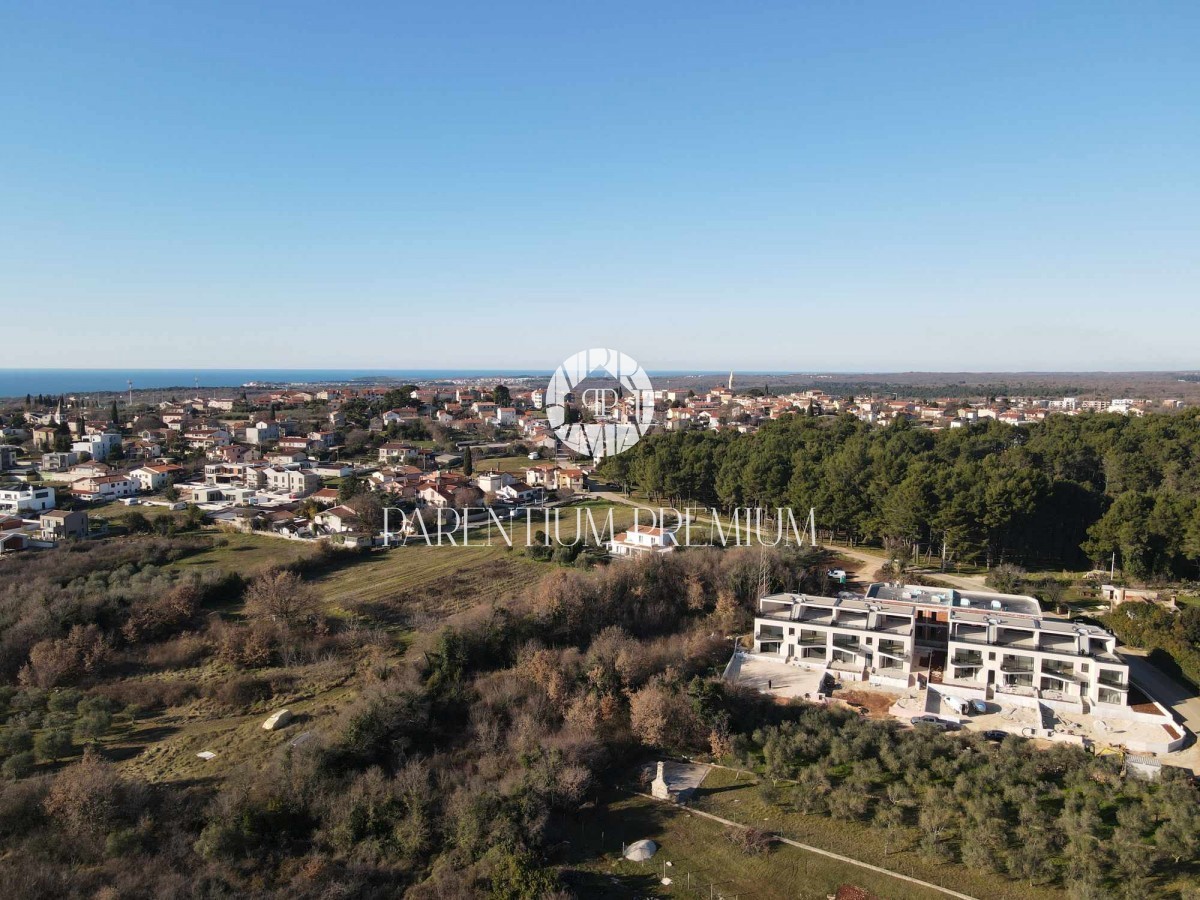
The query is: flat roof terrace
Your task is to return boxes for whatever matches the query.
[867,583,1041,617]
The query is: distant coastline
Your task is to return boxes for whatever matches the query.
[0,369,554,398]
[0,367,732,398]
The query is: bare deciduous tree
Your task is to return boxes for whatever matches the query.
[243,569,319,628]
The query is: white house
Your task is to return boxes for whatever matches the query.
[264,467,321,497]
[496,482,542,504]
[74,475,137,502]
[476,472,515,494]
[607,525,677,557]
[314,505,361,533]
[245,421,279,445]
[72,432,122,462]
[525,464,558,488]
[0,484,56,514]
[129,463,184,492]
[184,428,232,451]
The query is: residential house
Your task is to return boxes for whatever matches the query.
[245,421,280,445]
[264,467,321,497]
[39,509,89,541]
[72,432,123,462]
[74,475,137,502]
[310,487,341,506]
[276,436,313,454]
[183,484,225,504]
[378,443,418,464]
[556,467,586,492]
[314,505,361,534]
[67,462,111,481]
[41,451,78,472]
[311,460,353,478]
[129,463,184,492]
[0,484,56,514]
[308,431,337,451]
[525,464,558,488]
[0,445,20,470]
[419,485,457,509]
[607,525,677,557]
[476,472,515,494]
[215,443,255,463]
[382,408,419,425]
[184,428,232,451]
[495,482,542,504]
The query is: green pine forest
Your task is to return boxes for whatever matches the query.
[600,412,1200,581]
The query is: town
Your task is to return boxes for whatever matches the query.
[0,379,1185,554]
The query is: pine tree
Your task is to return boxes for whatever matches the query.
[463,446,474,476]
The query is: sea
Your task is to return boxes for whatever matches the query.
[0,369,552,398]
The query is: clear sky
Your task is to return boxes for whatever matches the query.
[3,2,1197,372]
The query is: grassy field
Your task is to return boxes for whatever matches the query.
[311,542,544,622]
[472,454,543,474]
[563,792,951,899]
[690,767,1066,900]
[168,531,317,578]
[111,658,356,784]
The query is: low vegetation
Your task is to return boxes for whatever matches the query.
[2,526,1200,898]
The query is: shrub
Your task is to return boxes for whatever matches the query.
[46,688,84,714]
[1,751,34,781]
[725,825,771,856]
[44,749,133,836]
[34,727,73,762]
[207,676,273,710]
[0,726,34,758]
[20,625,113,689]
[74,709,112,742]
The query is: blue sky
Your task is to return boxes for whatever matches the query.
[2,2,1197,372]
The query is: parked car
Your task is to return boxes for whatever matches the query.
[969,699,989,715]
[911,715,960,731]
[982,730,1009,742]
[943,695,969,716]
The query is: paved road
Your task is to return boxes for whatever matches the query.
[1120,648,1200,732]
[1118,648,1200,769]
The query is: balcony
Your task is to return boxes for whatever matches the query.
[951,652,983,667]
[877,644,909,661]
[1000,657,1034,674]
[832,637,863,655]
[1041,666,1079,683]
[952,632,991,646]
[1098,673,1129,691]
